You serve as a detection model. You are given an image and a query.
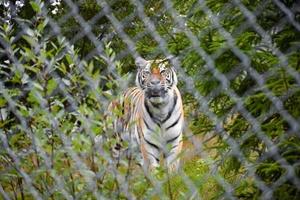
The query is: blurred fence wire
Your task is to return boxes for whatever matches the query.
[1,0,300,199]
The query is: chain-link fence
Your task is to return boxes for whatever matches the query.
[1,0,300,199]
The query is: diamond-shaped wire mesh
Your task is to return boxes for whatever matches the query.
[1,0,300,199]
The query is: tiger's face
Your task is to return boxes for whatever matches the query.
[135,57,178,105]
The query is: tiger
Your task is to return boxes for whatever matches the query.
[108,57,184,171]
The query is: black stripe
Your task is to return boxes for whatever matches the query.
[143,117,154,132]
[138,73,145,89]
[162,91,177,123]
[164,144,179,158]
[146,151,160,162]
[168,69,174,86]
[166,113,182,131]
[144,101,161,126]
[122,100,125,115]
[144,137,160,150]
[166,133,181,144]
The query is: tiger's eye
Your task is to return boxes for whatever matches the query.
[142,71,150,78]
[160,70,167,76]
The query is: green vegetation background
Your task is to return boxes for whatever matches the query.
[0,0,300,199]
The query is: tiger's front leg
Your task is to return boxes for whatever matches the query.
[165,133,183,172]
[140,140,160,171]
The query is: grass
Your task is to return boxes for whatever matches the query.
[124,133,221,199]
[160,157,220,200]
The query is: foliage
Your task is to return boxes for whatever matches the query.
[0,0,300,199]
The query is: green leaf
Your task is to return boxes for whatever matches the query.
[47,78,58,96]
[65,54,73,65]
[37,19,48,32]
[22,35,36,47]
[0,97,7,107]
[33,82,44,91]
[30,1,41,13]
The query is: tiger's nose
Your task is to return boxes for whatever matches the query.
[150,79,160,86]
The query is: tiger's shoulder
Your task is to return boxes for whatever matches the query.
[107,87,144,130]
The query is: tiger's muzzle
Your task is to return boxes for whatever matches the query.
[146,87,167,97]
[145,86,168,105]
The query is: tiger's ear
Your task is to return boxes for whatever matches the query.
[135,57,148,69]
[167,55,179,71]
